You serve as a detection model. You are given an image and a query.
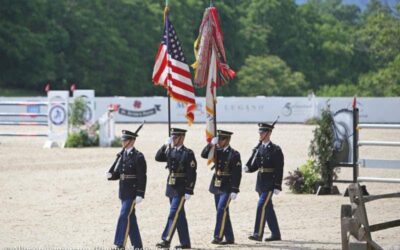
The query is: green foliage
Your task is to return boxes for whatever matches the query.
[357,54,400,96]
[65,129,99,148]
[304,117,319,125]
[357,4,400,69]
[317,83,360,96]
[0,87,41,97]
[0,0,399,97]
[111,137,122,147]
[69,97,87,128]
[284,160,321,194]
[237,55,308,96]
[309,107,335,188]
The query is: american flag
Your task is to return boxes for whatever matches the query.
[152,12,196,124]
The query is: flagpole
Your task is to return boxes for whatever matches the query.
[211,0,218,168]
[165,0,171,136]
[210,0,216,137]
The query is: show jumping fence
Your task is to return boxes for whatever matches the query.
[339,104,400,249]
[341,183,400,250]
[334,106,400,186]
[0,91,70,147]
[0,101,50,137]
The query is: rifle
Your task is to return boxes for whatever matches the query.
[108,148,125,174]
[134,121,145,135]
[107,121,145,174]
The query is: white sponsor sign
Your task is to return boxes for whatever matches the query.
[47,91,69,126]
[46,91,69,147]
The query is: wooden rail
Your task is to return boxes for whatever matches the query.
[341,183,400,250]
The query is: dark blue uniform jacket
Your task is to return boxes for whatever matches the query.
[201,144,242,195]
[246,142,284,193]
[108,148,147,200]
[155,145,197,197]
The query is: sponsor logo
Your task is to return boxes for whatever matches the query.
[119,105,161,117]
[49,105,66,125]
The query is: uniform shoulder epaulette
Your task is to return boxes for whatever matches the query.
[135,149,144,158]
[186,148,195,155]
[273,144,281,151]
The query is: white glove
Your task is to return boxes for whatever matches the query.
[184,194,191,201]
[135,196,143,204]
[164,137,173,146]
[230,193,237,200]
[242,166,249,172]
[211,137,218,145]
[273,189,280,195]
[106,171,112,179]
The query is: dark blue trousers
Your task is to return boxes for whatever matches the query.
[114,199,143,248]
[214,192,234,241]
[252,191,281,238]
[161,196,190,245]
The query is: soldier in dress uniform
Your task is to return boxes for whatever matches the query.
[155,128,197,249]
[244,122,284,242]
[201,130,242,245]
[107,129,147,250]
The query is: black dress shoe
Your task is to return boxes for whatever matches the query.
[156,240,171,248]
[211,238,223,245]
[175,244,191,249]
[221,240,235,245]
[265,236,281,241]
[248,235,262,242]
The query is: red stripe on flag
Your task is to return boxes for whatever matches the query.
[168,86,196,104]
[170,63,192,79]
[170,78,195,92]
[152,45,168,85]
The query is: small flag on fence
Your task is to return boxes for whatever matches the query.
[70,83,76,92]
[44,83,50,92]
[152,7,196,125]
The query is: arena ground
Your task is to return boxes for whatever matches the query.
[0,124,399,249]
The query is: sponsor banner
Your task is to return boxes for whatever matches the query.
[321,97,400,123]
[95,97,168,123]
[95,96,400,123]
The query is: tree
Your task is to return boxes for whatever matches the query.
[355,0,400,70]
[309,107,335,190]
[237,55,308,96]
[358,54,400,96]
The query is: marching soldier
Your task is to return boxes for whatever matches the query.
[107,129,147,250]
[244,122,284,242]
[155,128,197,249]
[201,130,242,245]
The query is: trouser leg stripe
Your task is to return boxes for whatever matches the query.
[258,191,272,237]
[218,197,232,239]
[167,197,185,241]
[123,201,136,247]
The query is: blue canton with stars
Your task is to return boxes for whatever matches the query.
[162,16,186,63]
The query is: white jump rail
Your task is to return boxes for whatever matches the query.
[358,177,400,184]
[358,124,400,129]
[358,141,400,147]
[0,91,69,147]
